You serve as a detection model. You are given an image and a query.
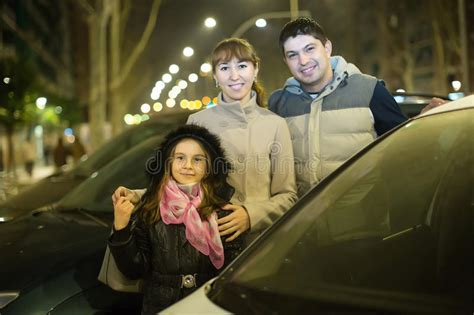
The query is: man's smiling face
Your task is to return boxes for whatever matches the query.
[283,34,333,93]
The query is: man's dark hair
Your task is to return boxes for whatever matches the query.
[279,17,328,56]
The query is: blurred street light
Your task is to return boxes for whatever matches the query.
[3,77,10,84]
[169,64,179,74]
[451,80,462,91]
[124,114,134,125]
[36,97,47,109]
[204,17,217,28]
[178,80,188,89]
[231,10,311,37]
[141,103,151,113]
[162,73,172,83]
[153,102,163,112]
[255,18,267,28]
[151,87,161,100]
[188,73,198,82]
[200,62,211,73]
[183,47,194,57]
[166,98,176,107]
[155,81,165,89]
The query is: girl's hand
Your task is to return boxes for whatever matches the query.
[112,186,140,205]
[113,196,135,230]
[217,204,250,242]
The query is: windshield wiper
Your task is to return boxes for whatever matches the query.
[77,208,110,227]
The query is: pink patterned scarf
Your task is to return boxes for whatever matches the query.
[159,179,224,269]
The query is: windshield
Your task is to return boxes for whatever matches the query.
[57,135,165,212]
[211,109,474,313]
[71,115,185,176]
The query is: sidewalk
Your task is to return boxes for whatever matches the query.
[12,161,56,187]
[0,161,56,202]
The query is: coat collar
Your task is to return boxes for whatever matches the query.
[215,91,259,123]
[282,55,362,97]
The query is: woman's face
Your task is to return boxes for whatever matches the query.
[214,57,258,104]
[171,139,208,185]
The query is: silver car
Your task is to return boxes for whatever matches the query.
[164,96,474,314]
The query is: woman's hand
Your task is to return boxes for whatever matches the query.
[217,204,250,242]
[113,196,135,230]
[112,186,140,205]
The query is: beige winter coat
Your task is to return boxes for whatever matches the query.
[187,92,297,240]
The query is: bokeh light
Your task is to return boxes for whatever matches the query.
[188,73,198,82]
[255,18,267,28]
[202,96,211,105]
[204,17,216,28]
[162,73,172,83]
[36,97,47,109]
[141,103,151,113]
[200,63,211,73]
[153,102,163,112]
[169,64,179,74]
[183,47,194,57]
[178,80,188,89]
[166,98,176,108]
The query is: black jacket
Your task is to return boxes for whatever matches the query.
[108,211,242,315]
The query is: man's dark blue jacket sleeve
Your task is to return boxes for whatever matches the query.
[370,81,407,136]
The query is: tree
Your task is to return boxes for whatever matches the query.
[75,0,161,150]
[372,0,462,94]
[109,0,161,136]
[0,58,38,172]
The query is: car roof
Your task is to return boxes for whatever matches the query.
[417,94,474,117]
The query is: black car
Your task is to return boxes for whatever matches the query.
[0,112,187,222]
[393,92,450,117]
[164,96,474,313]
[0,133,168,314]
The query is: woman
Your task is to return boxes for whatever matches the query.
[187,38,297,244]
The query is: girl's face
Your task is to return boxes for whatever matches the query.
[213,57,258,104]
[171,139,208,185]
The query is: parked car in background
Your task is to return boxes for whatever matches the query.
[393,92,450,117]
[0,132,169,314]
[164,96,474,314]
[0,112,187,222]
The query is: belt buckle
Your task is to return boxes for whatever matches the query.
[181,274,196,289]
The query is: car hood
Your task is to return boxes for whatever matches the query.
[0,175,84,222]
[0,209,111,291]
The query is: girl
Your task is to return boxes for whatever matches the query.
[108,124,240,315]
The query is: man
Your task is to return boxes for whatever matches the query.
[269,17,444,195]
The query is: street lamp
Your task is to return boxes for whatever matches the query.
[169,64,179,74]
[200,62,211,74]
[36,97,47,110]
[183,47,194,57]
[231,10,311,38]
[188,73,198,83]
[162,73,172,83]
[255,18,267,28]
[204,17,216,28]
[140,103,151,113]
